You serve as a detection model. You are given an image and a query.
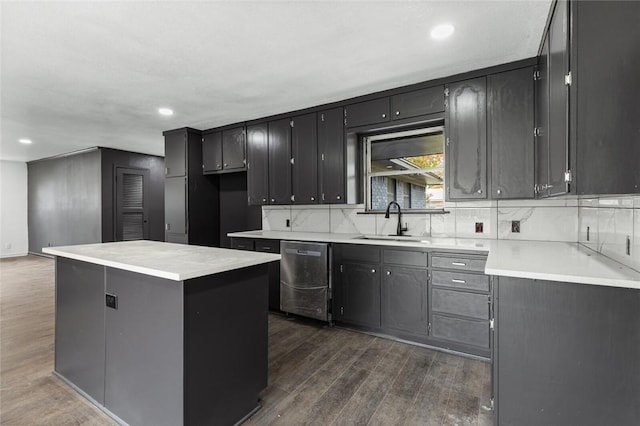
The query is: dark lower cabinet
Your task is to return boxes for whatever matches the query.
[446,77,488,200]
[495,277,640,426]
[381,266,428,337]
[230,237,281,311]
[338,262,381,328]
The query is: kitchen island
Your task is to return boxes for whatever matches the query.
[43,240,280,426]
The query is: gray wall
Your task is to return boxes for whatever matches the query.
[28,149,102,253]
[100,148,164,242]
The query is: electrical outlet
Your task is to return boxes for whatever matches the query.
[511,221,520,233]
[475,222,484,233]
[286,219,291,228]
[627,236,631,256]
[4,243,11,250]
[105,293,118,309]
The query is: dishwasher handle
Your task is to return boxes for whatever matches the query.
[284,248,322,257]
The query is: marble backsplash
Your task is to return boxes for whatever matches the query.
[578,195,640,273]
[263,197,580,242]
[262,194,640,273]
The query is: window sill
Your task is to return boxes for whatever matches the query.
[357,209,450,215]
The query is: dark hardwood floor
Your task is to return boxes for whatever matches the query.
[0,255,493,425]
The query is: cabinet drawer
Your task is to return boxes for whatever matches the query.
[431,314,489,348]
[230,238,255,251]
[431,270,489,292]
[391,86,445,120]
[432,288,489,320]
[255,239,280,254]
[338,244,381,263]
[344,98,390,128]
[383,249,428,268]
[432,255,486,272]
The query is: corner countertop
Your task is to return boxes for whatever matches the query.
[42,240,281,281]
[228,230,640,290]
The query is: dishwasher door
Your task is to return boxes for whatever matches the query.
[280,241,329,321]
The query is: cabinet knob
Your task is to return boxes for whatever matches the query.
[311,197,315,201]
[395,111,400,116]
[262,198,267,203]
[386,271,391,276]
[216,164,221,169]
[477,189,483,194]
[381,113,386,118]
[271,198,276,203]
[336,195,341,200]
[224,163,228,167]
[371,269,376,273]
[497,189,502,195]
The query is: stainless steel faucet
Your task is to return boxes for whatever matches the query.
[384,201,408,236]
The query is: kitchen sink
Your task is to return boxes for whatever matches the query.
[354,235,431,243]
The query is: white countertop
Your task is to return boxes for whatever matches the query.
[43,240,281,281]
[228,230,640,289]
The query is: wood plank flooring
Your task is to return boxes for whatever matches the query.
[1,255,493,425]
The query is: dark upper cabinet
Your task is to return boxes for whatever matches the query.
[221,127,246,171]
[291,113,318,204]
[391,86,445,120]
[344,98,390,128]
[202,131,222,173]
[489,67,535,199]
[318,107,345,204]
[381,266,428,337]
[573,1,640,195]
[268,118,292,205]
[203,127,245,174]
[546,0,570,197]
[536,33,551,196]
[246,123,270,205]
[445,77,488,200]
[164,131,187,177]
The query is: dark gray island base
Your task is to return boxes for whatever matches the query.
[53,250,278,426]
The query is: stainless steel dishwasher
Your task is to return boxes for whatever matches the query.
[280,241,330,322]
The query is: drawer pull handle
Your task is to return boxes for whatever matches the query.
[451,262,466,266]
[451,279,466,284]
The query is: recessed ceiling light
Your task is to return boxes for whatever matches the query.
[431,24,455,40]
[158,108,174,116]
[19,138,32,144]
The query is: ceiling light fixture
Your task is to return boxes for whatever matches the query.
[19,138,32,144]
[158,108,174,116]
[430,24,455,40]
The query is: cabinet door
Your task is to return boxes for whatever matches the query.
[344,98,390,128]
[202,131,223,173]
[291,113,318,204]
[164,131,187,177]
[318,107,345,204]
[268,118,292,204]
[446,77,488,200]
[489,67,535,199]
[222,127,246,171]
[391,86,445,120]
[339,262,381,328]
[55,258,106,404]
[164,176,186,236]
[381,266,428,337]
[535,34,550,197]
[246,123,269,205]
[547,0,569,196]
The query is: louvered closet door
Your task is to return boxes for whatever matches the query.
[115,167,150,241]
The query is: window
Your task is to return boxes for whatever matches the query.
[364,126,445,211]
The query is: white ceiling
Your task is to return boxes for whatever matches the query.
[0,0,552,162]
